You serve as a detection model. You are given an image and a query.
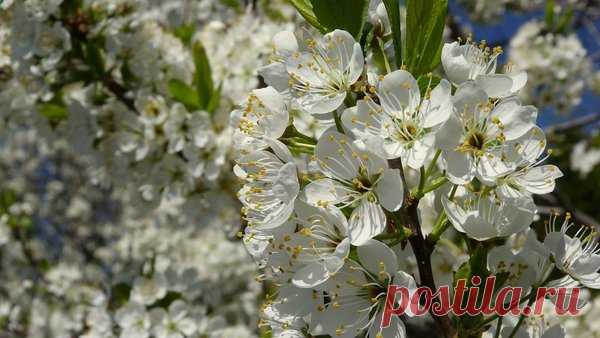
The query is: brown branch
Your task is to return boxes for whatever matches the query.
[536,193,600,229]
[102,77,135,111]
[388,158,457,338]
[62,11,136,112]
[545,112,600,134]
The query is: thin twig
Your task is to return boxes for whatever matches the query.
[536,193,600,228]
[388,157,457,338]
[545,112,600,134]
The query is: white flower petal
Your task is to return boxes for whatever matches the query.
[461,214,498,241]
[258,63,290,92]
[516,165,563,195]
[292,257,344,288]
[421,79,452,128]
[475,74,514,98]
[368,310,407,338]
[435,114,463,151]
[316,130,360,180]
[357,239,398,276]
[349,198,386,246]
[444,151,475,184]
[406,135,434,169]
[341,100,382,139]
[296,91,347,115]
[273,31,299,54]
[452,81,489,115]
[508,71,527,93]
[375,168,404,212]
[441,42,472,84]
[441,197,468,234]
[476,151,513,184]
[491,97,537,140]
[254,86,289,138]
[377,70,420,113]
[303,178,348,207]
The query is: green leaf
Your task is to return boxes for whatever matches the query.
[288,0,327,33]
[0,189,17,210]
[310,0,369,39]
[556,4,574,34]
[405,0,448,77]
[382,0,403,69]
[84,42,105,79]
[168,79,200,110]
[545,0,555,29]
[454,261,470,287]
[173,24,195,45]
[120,59,137,85]
[261,0,287,22]
[108,283,131,310]
[220,0,242,11]
[149,291,182,309]
[192,41,214,110]
[207,82,222,114]
[417,74,441,95]
[39,103,68,122]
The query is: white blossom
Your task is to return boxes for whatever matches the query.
[509,20,591,114]
[437,82,538,184]
[543,214,600,289]
[116,302,152,338]
[150,300,197,338]
[442,41,526,98]
[442,189,536,241]
[343,69,452,168]
[304,130,403,245]
[283,29,364,115]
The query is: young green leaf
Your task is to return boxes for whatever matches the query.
[220,0,242,11]
[382,0,403,69]
[545,0,555,29]
[288,0,327,33]
[38,103,68,122]
[168,79,201,111]
[405,0,448,77]
[207,82,223,115]
[310,0,369,39]
[417,74,441,96]
[555,4,574,34]
[173,25,196,45]
[84,42,105,80]
[192,41,214,110]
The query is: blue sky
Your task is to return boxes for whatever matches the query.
[449,0,600,127]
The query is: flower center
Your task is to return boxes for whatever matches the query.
[465,132,486,151]
[392,121,419,143]
[353,176,373,193]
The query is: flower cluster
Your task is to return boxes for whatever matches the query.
[0,0,296,214]
[232,26,600,337]
[0,126,262,337]
[2,0,600,337]
[571,138,600,178]
[509,20,592,115]
[1,0,296,337]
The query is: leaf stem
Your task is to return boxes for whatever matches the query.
[418,166,426,196]
[333,110,344,133]
[377,37,392,74]
[421,176,449,196]
[425,149,442,178]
